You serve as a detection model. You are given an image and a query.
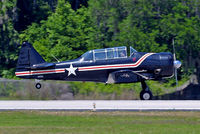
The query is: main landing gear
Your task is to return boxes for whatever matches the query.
[140,80,153,100]
[35,79,42,89]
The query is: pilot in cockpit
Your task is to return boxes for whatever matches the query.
[119,50,126,57]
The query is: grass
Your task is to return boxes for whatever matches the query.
[0,111,199,134]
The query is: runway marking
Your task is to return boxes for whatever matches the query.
[0,100,200,111]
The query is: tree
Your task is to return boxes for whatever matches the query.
[20,0,95,62]
[158,3,200,71]
[0,0,19,78]
[15,0,52,31]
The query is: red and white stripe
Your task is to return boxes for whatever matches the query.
[15,69,65,76]
[78,53,154,71]
[15,53,154,76]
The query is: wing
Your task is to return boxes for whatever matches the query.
[106,70,153,84]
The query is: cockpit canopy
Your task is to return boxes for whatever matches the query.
[80,46,137,61]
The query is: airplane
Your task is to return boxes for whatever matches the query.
[15,42,181,100]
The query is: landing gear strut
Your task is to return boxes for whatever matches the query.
[140,80,153,100]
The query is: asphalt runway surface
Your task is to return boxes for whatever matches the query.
[0,100,200,111]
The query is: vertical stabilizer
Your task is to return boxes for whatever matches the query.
[16,42,45,71]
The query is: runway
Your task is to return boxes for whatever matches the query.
[0,100,200,111]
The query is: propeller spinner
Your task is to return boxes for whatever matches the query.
[174,60,182,69]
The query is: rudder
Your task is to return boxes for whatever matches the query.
[16,42,45,72]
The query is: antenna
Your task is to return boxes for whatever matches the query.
[51,54,60,62]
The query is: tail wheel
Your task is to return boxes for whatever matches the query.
[140,90,153,100]
[35,83,42,89]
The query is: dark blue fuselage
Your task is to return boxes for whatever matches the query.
[16,52,174,83]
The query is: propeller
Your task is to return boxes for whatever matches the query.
[172,38,182,88]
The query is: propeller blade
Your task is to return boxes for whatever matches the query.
[175,68,178,87]
[172,38,179,88]
[172,38,176,61]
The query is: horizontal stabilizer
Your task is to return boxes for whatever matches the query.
[29,63,55,70]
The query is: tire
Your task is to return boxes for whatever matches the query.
[140,90,153,100]
[35,83,42,89]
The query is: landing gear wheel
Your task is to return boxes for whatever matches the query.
[35,83,42,89]
[140,90,152,100]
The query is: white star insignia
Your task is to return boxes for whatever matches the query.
[66,63,77,76]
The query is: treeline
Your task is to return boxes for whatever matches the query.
[1,0,200,80]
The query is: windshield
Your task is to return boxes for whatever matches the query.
[130,46,137,56]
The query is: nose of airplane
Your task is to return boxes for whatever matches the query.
[174,60,181,69]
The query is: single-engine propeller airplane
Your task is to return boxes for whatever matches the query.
[15,42,181,100]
